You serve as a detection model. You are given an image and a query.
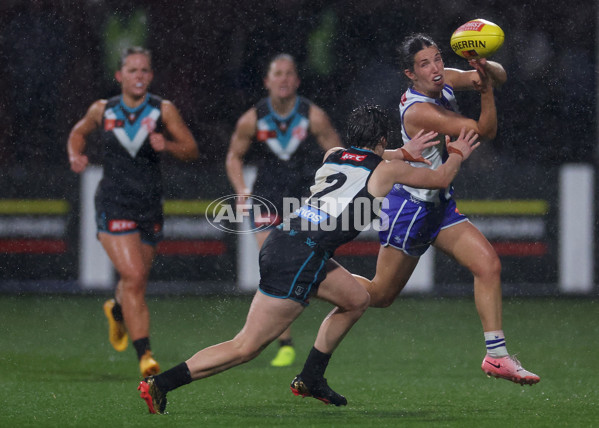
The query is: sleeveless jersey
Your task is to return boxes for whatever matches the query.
[96,93,165,218]
[249,96,321,210]
[395,85,460,203]
[284,147,383,253]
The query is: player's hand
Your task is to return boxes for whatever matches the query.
[400,130,439,165]
[149,132,167,152]
[69,153,89,173]
[445,127,480,161]
[469,59,493,93]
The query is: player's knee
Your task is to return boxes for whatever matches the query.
[368,285,398,308]
[349,289,370,313]
[471,252,502,281]
[119,267,149,288]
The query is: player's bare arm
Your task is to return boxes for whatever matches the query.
[67,99,106,174]
[225,108,258,198]
[308,104,342,151]
[369,128,479,197]
[445,60,506,90]
[404,87,497,140]
[151,100,199,161]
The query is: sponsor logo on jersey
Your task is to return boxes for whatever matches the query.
[104,119,125,131]
[294,205,329,224]
[340,152,367,162]
[108,220,137,232]
[256,130,277,141]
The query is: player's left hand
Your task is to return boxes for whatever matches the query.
[469,58,495,92]
[149,132,167,152]
[400,129,439,165]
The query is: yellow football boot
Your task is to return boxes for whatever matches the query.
[270,345,296,367]
[140,350,161,377]
[103,299,128,352]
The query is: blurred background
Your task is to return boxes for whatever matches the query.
[0,0,596,296]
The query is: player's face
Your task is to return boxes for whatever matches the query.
[264,59,300,100]
[116,53,153,100]
[406,46,445,96]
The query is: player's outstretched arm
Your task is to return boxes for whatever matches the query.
[369,128,479,197]
[445,127,480,161]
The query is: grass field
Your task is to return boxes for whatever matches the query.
[1,294,598,427]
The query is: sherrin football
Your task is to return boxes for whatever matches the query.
[450,19,504,59]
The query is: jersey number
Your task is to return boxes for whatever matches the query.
[311,172,347,201]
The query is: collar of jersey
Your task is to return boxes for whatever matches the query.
[350,146,374,153]
[267,96,299,121]
[119,94,149,114]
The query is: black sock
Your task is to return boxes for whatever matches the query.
[133,337,151,360]
[300,347,331,382]
[279,338,293,347]
[111,301,123,321]
[153,362,193,392]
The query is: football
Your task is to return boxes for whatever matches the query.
[450,19,504,59]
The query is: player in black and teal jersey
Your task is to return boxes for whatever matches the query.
[226,54,342,367]
[68,47,199,378]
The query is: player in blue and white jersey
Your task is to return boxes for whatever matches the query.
[67,47,198,378]
[138,105,480,414]
[226,54,342,367]
[354,34,539,385]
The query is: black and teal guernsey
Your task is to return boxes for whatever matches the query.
[284,146,383,254]
[95,93,165,221]
[249,96,322,213]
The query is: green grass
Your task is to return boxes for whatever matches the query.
[1,295,598,427]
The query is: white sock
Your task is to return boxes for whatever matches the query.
[484,330,508,357]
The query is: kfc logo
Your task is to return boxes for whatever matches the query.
[108,220,137,232]
[104,118,125,130]
[257,130,277,141]
[104,118,116,131]
[341,152,367,162]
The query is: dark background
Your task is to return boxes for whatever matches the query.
[0,0,596,292]
[0,0,595,178]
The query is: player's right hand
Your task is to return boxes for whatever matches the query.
[69,153,89,173]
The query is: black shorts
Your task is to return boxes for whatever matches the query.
[258,228,331,305]
[95,206,164,246]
